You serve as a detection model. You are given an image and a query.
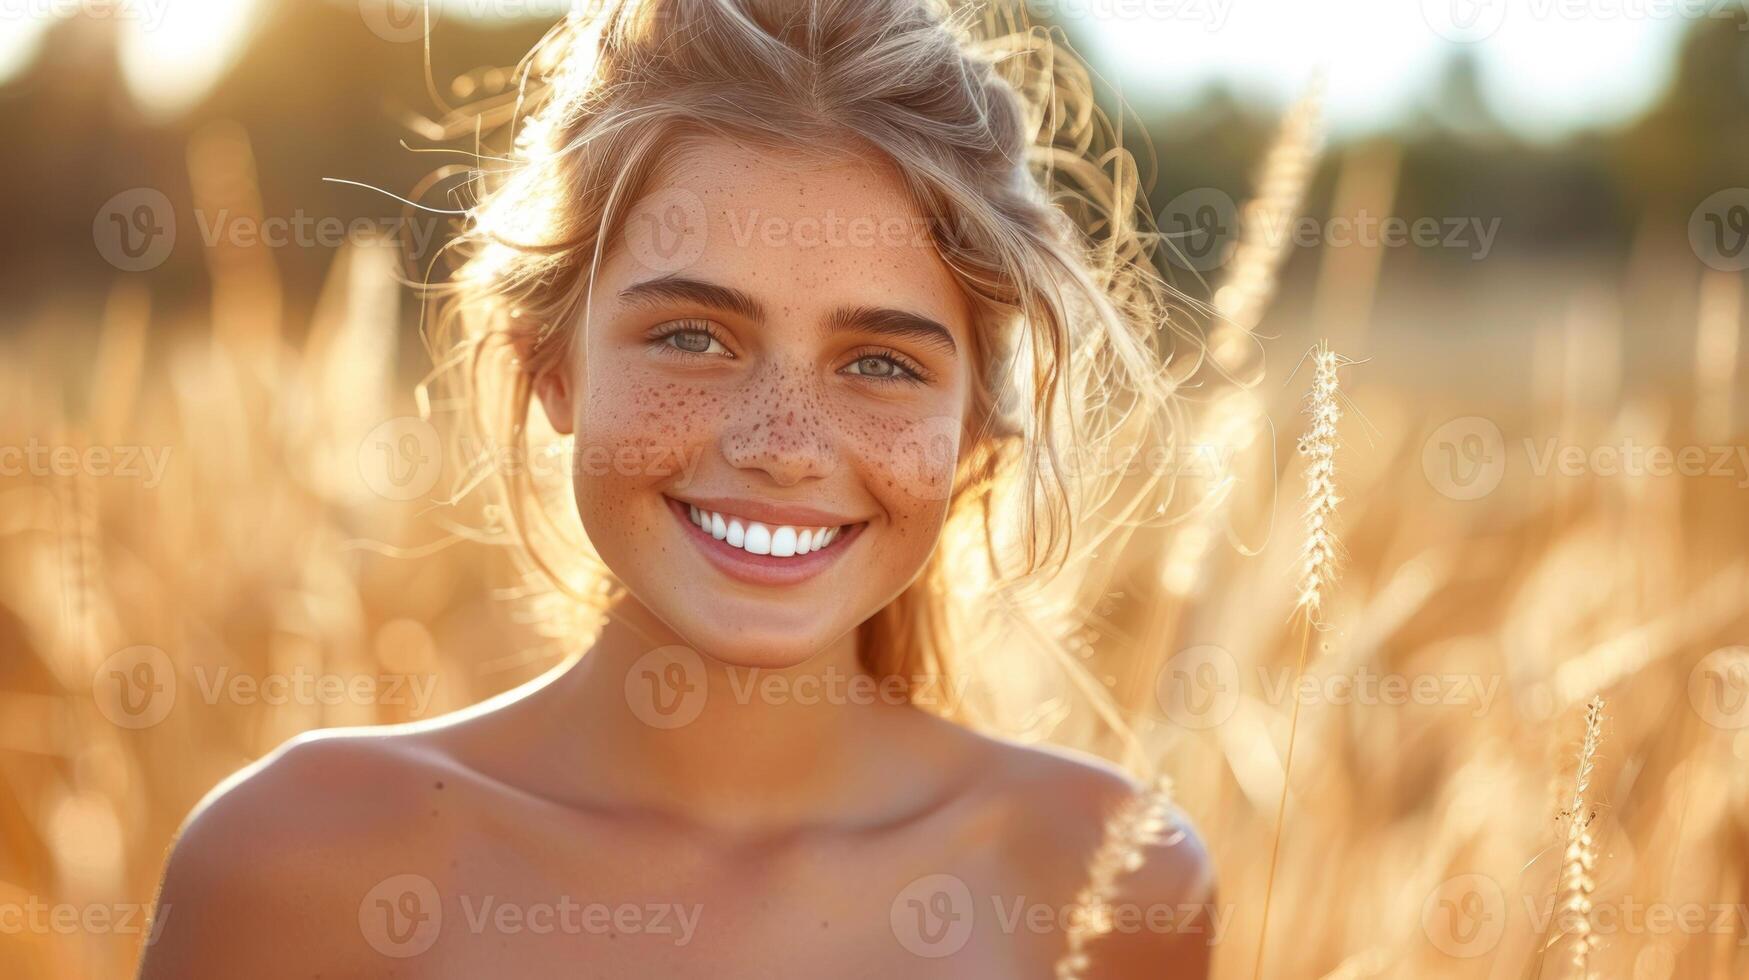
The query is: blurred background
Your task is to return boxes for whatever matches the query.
[1,0,1746,977]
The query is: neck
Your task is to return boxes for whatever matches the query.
[525,593,943,836]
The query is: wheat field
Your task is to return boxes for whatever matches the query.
[2,97,1747,980]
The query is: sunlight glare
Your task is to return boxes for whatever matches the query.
[118,0,262,117]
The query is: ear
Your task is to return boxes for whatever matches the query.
[532,368,577,436]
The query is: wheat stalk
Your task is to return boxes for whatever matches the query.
[1214,78,1326,340]
[1055,775,1177,980]
[1253,342,1350,980]
[1295,342,1345,629]
[1558,696,1605,978]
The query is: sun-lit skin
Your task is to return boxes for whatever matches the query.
[136,136,1214,980]
[534,136,975,670]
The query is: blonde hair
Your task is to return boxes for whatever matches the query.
[431,0,1199,762]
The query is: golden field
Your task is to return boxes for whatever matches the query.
[2,82,1748,980]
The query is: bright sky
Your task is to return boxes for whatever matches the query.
[0,0,1707,133]
[1077,0,1699,137]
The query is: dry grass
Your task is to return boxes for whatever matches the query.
[1056,774,1177,980]
[2,130,1747,980]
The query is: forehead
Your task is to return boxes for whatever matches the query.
[604,136,972,336]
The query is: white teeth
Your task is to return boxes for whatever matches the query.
[678,501,848,560]
[770,525,796,557]
[744,523,771,555]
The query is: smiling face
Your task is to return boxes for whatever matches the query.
[533,136,976,669]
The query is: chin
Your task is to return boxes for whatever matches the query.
[695,639,830,672]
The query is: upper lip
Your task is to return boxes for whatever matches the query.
[667,494,864,528]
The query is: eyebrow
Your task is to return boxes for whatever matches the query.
[618,276,764,323]
[618,275,958,357]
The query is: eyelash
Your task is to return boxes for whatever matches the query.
[646,321,932,386]
[648,319,733,359]
[843,347,930,386]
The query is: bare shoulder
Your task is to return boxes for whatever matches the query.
[139,725,466,979]
[948,730,1218,978]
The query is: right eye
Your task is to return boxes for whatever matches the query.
[650,320,733,358]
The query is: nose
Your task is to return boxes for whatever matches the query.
[719,364,835,487]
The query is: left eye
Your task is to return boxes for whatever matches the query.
[844,355,912,380]
[665,329,727,356]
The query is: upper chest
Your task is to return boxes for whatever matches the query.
[356,786,1084,979]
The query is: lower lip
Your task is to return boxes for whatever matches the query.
[663,495,866,587]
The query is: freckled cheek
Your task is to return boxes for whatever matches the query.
[835,409,962,530]
[571,371,724,487]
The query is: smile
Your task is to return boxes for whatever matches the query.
[663,494,867,586]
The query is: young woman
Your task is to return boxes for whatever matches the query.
[141,1,1215,976]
